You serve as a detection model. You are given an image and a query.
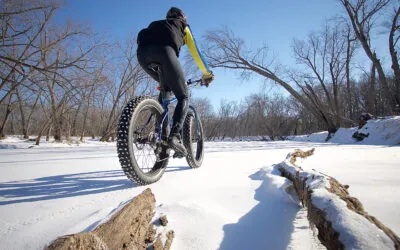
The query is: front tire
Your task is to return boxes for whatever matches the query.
[117,96,168,185]
[183,108,204,168]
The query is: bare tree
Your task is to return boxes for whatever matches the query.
[338,20,359,122]
[98,38,150,142]
[0,94,14,138]
[388,5,400,110]
[0,0,58,105]
[292,21,350,128]
[216,99,239,140]
[339,0,399,111]
[204,27,341,134]
[366,62,377,114]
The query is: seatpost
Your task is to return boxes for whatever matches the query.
[153,66,168,103]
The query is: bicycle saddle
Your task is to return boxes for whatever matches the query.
[148,62,161,72]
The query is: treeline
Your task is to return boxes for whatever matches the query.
[196,75,397,141]
[1,0,399,143]
[0,0,158,143]
[204,0,400,135]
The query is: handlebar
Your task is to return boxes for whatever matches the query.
[187,78,204,86]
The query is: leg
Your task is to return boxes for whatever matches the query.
[137,46,160,82]
[158,91,172,141]
[159,46,189,136]
[137,45,188,155]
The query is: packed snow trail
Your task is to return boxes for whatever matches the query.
[0,141,398,249]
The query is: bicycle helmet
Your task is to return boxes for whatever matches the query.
[166,7,186,22]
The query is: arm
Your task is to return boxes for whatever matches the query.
[184,26,212,76]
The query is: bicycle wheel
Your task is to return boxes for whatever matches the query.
[183,107,204,168]
[117,96,168,185]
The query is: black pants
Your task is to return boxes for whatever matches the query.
[137,45,189,135]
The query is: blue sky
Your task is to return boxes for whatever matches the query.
[58,0,388,108]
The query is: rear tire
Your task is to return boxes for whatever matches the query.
[117,96,168,185]
[183,108,204,168]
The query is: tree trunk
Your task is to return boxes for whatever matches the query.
[46,126,51,142]
[25,91,42,139]
[80,84,95,142]
[66,116,71,142]
[0,96,13,138]
[53,114,62,141]
[101,99,119,140]
[36,120,52,145]
[341,0,396,112]
[16,89,29,139]
[389,7,400,110]
[345,38,353,120]
[72,100,83,136]
[45,189,175,250]
[80,105,89,142]
[367,63,377,115]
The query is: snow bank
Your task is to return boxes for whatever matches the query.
[0,136,115,149]
[356,116,400,145]
[277,150,400,250]
[287,131,329,143]
[289,116,400,145]
[207,136,272,142]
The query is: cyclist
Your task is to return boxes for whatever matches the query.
[137,7,214,156]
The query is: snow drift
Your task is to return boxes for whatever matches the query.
[276,149,400,250]
[288,116,400,145]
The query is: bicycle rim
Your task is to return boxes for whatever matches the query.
[129,106,161,174]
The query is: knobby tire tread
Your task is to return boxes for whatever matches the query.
[183,111,204,168]
[117,96,168,185]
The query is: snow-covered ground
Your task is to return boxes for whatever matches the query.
[288,116,400,145]
[0,117,399,249]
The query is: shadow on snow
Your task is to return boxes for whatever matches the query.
[219,167,300,250]
[0,170,134,205]
[0,164,193,205]
[165,166,191,173]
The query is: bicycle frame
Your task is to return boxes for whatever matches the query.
[158,94,177,141]
[143,79,203,144]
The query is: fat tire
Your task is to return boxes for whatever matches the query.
[183,109,204,168]
[117,96,168,185]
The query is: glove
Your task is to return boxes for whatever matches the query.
[201,72,214,87]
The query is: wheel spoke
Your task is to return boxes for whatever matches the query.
[130,108,159,174]
[117,97,169,185]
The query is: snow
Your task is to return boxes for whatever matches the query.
[289,116,400,146]
[0,136,114,149]
[287,131,329,143]
[0,117,399,249]
[279,157,396,249]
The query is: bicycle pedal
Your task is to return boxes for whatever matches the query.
[173,152,185,159]
[157,156,170,162]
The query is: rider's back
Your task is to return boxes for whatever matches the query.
[137,19,186,56]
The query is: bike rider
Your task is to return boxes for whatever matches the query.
[137,7,214,156]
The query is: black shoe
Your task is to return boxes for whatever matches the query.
[172,152,185,159]
[168,134,187,156]
[157,145,170,162]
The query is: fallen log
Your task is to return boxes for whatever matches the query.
[46,188,174,250]
[277,149,400,250]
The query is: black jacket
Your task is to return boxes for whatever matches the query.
[137,19,187,56]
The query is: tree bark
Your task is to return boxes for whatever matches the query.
[389,6,400,109]
[0,95,13,138]
[345,27,355,121]
[16,88,28,139]
[367,63,377,115]
[45,189,173,250]
[340,0,397,111]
